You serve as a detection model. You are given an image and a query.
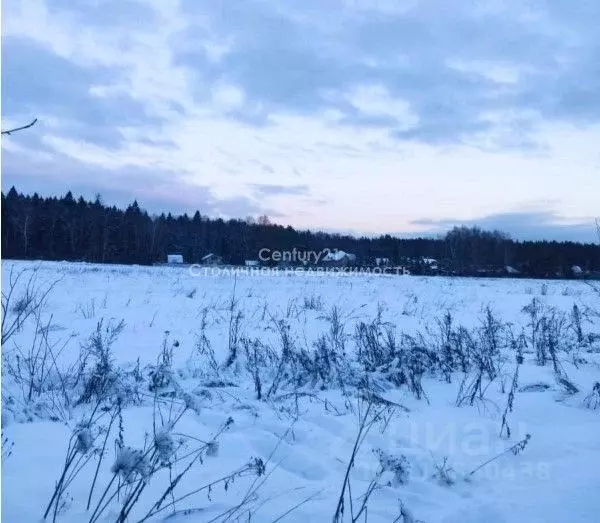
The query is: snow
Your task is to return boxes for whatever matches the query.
[2,259,599,522]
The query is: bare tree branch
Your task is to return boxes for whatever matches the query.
[1,118,38,136]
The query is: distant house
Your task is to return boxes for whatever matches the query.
[505,265,520,275]
[322,249,357,266]
[571,265,584,277]
[201,253,223,266]
[375,257,390,267]
[167,254,184,264]
[422,257,439,271]
[245,260,260,267]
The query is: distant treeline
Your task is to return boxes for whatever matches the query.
[1,187,599,277]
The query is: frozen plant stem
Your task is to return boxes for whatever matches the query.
[467,434,532,478]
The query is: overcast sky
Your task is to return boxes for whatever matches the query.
[2,0,599,241]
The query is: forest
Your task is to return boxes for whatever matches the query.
[2,187,599,278]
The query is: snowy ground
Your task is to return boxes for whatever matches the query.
[2,260,600,522]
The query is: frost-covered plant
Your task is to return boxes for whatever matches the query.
[1,266,58,345]
[570,304,585,345]
[354,319,433,399]
[500,346,522,439]
[44,410,105,521]
[322,306,348,358]
[303,294,324,311]
[423,311,483,382]
[241,308,356,399]
[206,440,219,457]
[87,404,238,523]
[355,312,395,373]
[182,391,203,414]
[477,306,504,380]
[540,310,568,374]
[312,334,334,388]
[466,434,531,479]
[401,293,419,316]
[75,427,94,454]
[332,398,388,523]
[111,446,150,480]
[396,503,416,523]
[307,308,355,391]
[452,326,475,373]
[77,319,125,405]
[140,455,265,523]
[432,456,456,486]
[375,449,410,486]
[190,306,219,379]
[556,374,579,395]
[430,311,456,382]
[224,279,244,369]
[78,298,96,319]
[455,361,489,408]
[2,272,71,419]
[312,332,353,390]
[583,382,600,410]
[3,309,67,405]
[401,334,434,400]
[265,318,297,398]
[154,429,176,464]
[455,309,511,407]
[242,337,277,400]
[148,332,177,393]
[2,435,15,461]
[522,297,545,364]
[86,402,123,511]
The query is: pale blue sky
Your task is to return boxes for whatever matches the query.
[2,0,599,241]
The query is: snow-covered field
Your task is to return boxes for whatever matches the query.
[2,260,600,523]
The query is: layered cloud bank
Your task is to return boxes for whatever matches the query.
[2,0,599,241]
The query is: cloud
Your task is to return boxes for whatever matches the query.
[1,0,599,240]
[1,147,274,218]
[9,0,600,146]
[211,83,246,112]
[411,210,599,243]
[249,184,310,197]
